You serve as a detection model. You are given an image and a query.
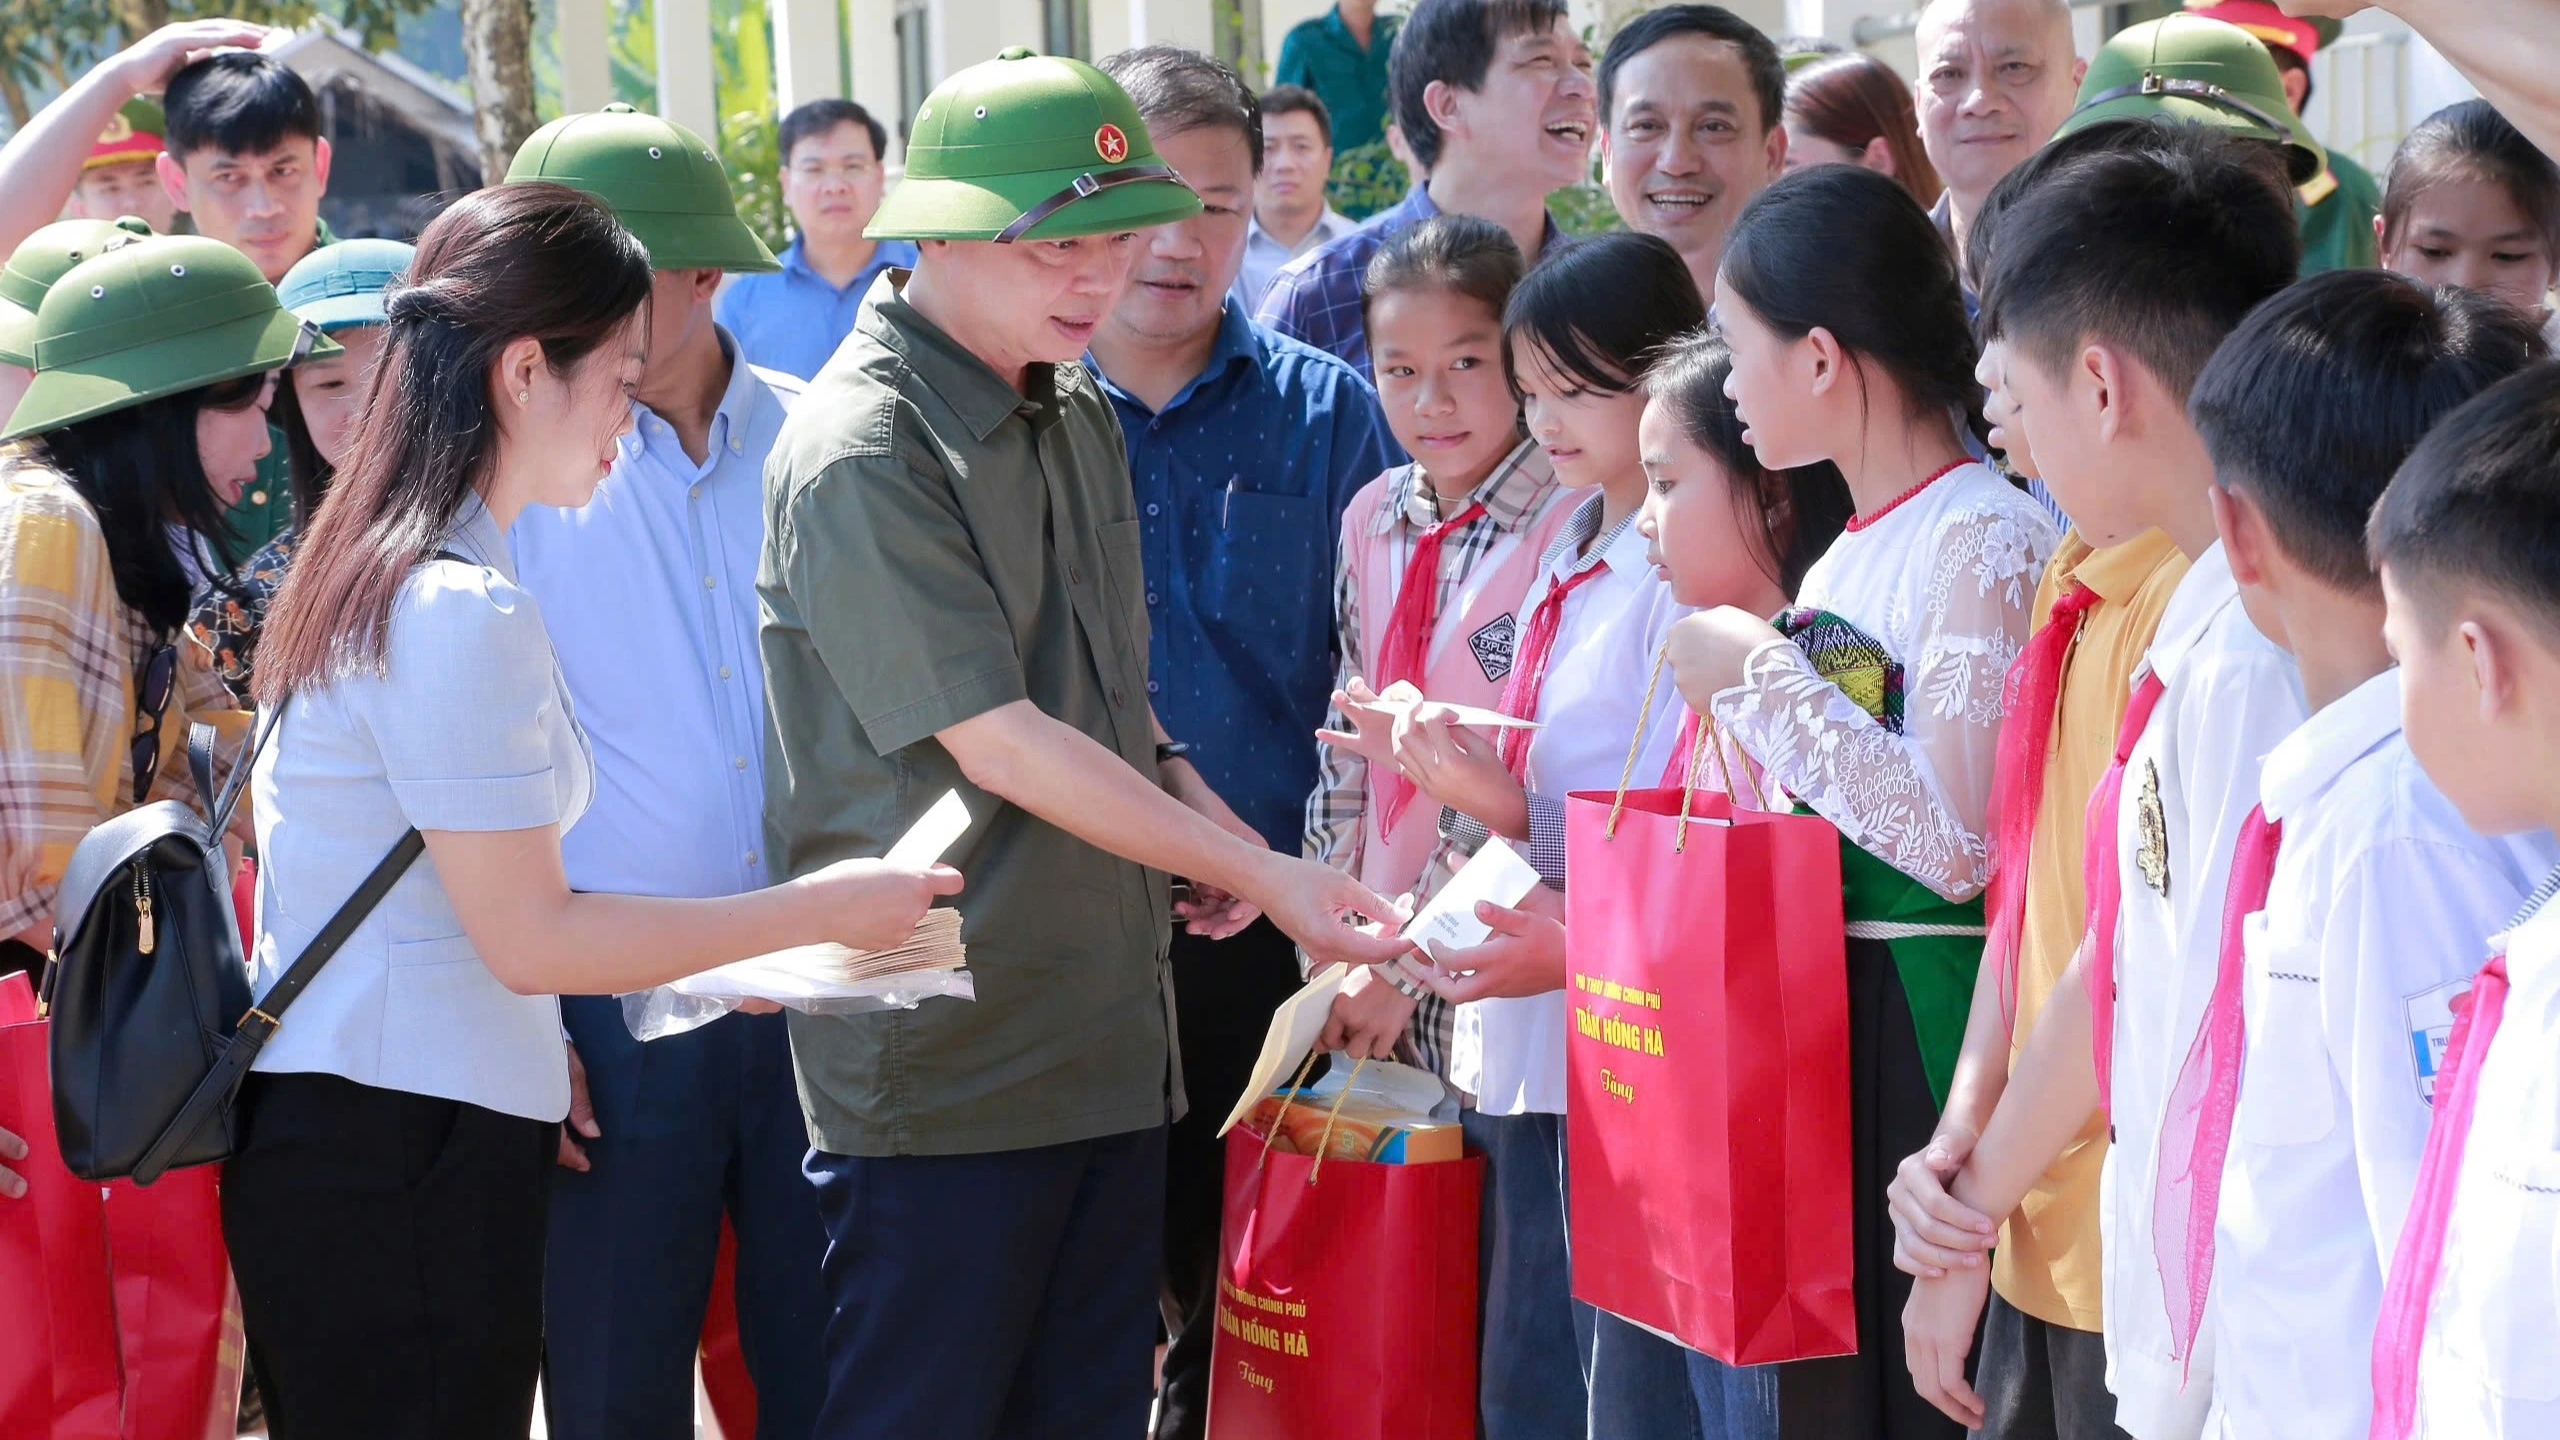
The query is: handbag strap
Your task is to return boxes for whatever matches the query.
[132,547,473,1185]
[1603,644,1771,851]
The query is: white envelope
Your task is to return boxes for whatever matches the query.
[1402,837,1544,964]
[1371,680,1541,731]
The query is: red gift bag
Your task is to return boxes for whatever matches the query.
[1563,700,1857,1366]
[698,1218,757,1440]
[1205,1097,1482,1440]
[0,970,123,1439]
[0,972,243,1440]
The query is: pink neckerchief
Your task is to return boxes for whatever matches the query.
[2369,953,2510,1439]
[2149,803,2282,1376]
[2084,669,2168,1114]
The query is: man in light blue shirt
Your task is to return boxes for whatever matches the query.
[503,107,830,1440]
[716,98,918,380]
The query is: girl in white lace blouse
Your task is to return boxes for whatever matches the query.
[1664,165,2059,1440]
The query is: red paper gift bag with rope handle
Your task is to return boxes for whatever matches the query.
[1563,673,1857,1365]
[1205,1066,1482,1440]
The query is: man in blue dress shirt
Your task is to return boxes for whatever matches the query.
[716,98,919,380]
[1085,47,1398,1440]
[503,108,830,1439]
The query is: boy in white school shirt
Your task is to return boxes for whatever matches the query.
[2366,361,2560,1440]
[2196,272,2551,1440]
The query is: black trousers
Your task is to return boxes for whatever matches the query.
[1975,1291,2131,1440]
[1152,919,1308,1440]
[223,1070,557,1440]
[1779,936,1972,1440]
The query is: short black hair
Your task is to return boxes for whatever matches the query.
[1259,84,1333,147]
[2381,99,2560,260]
[778,98,887,166]
[2370,360,2560,634]
[2193,269,2545,591]
[1503,231,1704,397]
[1980,122,2300,405]
[1599,5,1784,135]
[1390,0,1571,171]
[1361,211,1526,333]
[163,51,320,160]
[1101,46,1263,175]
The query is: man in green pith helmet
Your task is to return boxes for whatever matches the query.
[2182,0,2380,273]
[2055,13,2326,222]
[757,46,1412,1435]
[497,103,833,1440]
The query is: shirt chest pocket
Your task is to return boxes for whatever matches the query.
[2437,1144,2560,1400]
[2238,911,2336,1147]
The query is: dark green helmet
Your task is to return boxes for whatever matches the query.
[508,104,781,273]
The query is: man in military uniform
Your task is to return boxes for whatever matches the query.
[757,47,1412,1437]
[499,106,829,1440]
[2184,0,2381,274]
[68,97,180,237]
[2055,13,2327,210]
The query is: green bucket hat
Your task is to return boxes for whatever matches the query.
[2059,15,2324,185]
[508,103,780,273]
[868,46,1202,243]
[3,233,339,442]
[0,218,151,369]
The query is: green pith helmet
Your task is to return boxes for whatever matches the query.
[0,218,150,368]
[3,233,338,442]
[2059,14,2324,185]
[868,46,1202,243]
[507,103,780,272]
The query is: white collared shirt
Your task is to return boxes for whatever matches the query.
[2096,545,2305,1440]
[2208,671,2556,1440]
[2412,876,2560,1436]
[249,494,593,1122]
[1452,494,1690,1115]
[1231,206,1356,318]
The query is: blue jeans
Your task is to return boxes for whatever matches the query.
[1463,1108,1593,1440]
[1587,1308,1781,1440]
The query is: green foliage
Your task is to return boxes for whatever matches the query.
[719,105,788,253]
[1325,139,1407,221]
[588,0,790,251]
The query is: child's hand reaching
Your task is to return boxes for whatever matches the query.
[1315,678,1401,767]
[1418,892,1567,1002]
[1903,1262,1991,1427]
[1390,706,1528,840]
[1318,961,1420,1060]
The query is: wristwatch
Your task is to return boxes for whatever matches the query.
[1156,740,1194,767]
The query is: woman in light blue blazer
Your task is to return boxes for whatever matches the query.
[224,181,963,1438]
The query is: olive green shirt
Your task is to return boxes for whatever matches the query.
[758,271,1179,1157]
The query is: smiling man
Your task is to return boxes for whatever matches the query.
[759,47,1413,1439]
[718,98,918,380]
[1083,46,1398,1440]
[1598,6,1787,301]
[1913,0,2084,280]
[1259,0,1596,382]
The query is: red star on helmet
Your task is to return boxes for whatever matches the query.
[1095,124,1129,164]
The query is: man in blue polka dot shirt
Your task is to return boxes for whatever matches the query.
[1083,45,1399,1440]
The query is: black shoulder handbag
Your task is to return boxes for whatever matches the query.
[42,546,478,1184]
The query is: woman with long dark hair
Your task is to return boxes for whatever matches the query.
[225,181,960,1437]
[0,230,320,977]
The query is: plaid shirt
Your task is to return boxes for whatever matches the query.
[1,458,246,941]
[1301,438,1560,1077]
[1256,186,1566,383]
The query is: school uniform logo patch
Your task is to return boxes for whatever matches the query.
[2406,976,2471,1105]
[2135,758,2170,897]
[1470,613,1518,683]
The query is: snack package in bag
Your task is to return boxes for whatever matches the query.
[1562,683,1857,1365]
[1206,1061,1482,1439]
